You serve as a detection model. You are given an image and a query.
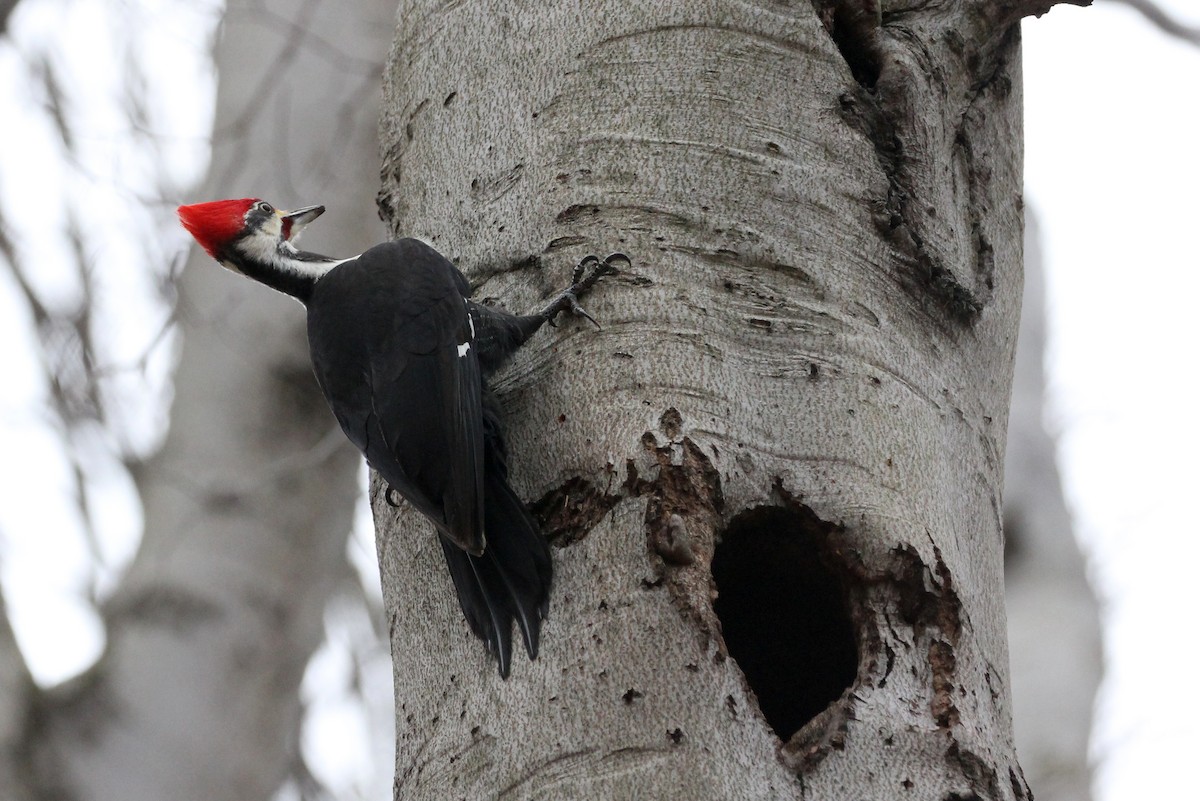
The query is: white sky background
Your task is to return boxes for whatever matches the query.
[0,1,1196,799]
[1023,2,1200,798]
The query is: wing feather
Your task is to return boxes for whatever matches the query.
[308,239,484,553]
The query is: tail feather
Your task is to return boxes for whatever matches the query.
[483,471,553,658]
[438,467,552,678]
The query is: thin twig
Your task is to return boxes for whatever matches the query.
[1104,0,1200,45]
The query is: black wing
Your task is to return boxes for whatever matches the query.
[308,238,552,677]
[307,239,485,554]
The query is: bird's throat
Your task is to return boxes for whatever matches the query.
[225,241,347,303]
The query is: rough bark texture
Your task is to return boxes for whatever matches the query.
[19,2,394,799]
[377,1,1028,798]
[1004,214,1100,801]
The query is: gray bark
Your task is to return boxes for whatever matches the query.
[18,2,394,799]
[376,1,1037,798]
[1004,213,1101,801]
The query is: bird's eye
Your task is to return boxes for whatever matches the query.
[256,201,273,214]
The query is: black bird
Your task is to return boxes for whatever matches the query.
[177,198,619,677]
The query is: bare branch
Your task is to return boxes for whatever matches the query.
[1104,0,1200,45]
[33,56,73,151]
[0,220,50,327]
[0,0,19,37]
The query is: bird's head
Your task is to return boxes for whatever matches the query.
[177,198,325,268]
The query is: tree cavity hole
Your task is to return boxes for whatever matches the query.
[712,505,857,740]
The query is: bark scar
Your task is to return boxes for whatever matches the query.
[638,411,725,649]
[532,474,621,547]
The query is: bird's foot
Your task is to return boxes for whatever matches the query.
[384,485,404,508]
[542,252,629,328]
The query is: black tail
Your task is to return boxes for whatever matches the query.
[438,443,552,678]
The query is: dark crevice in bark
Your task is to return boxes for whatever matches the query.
[812,0,885,88]
[465,253,544,293]
[953,23,1020,305]
[828,5,1033,326]
[946,742,1005,801]
[1009,765,1032,800]
[837,87,984,325]
[712,505,857,745]
[819,1,981,323]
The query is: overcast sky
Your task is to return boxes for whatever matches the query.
[1023,2,1200,798]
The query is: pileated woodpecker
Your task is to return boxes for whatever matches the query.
[177,198,620,677]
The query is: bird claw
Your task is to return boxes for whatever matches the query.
[572,255,599,285]
[545,252,627,329]
[385,485,403,508]
[566,294,600,328]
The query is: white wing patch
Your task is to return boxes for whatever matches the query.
[457,307,475,357]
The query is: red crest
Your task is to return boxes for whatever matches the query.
[178,198,258,257]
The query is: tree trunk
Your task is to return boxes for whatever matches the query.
[21,2,394,799]
[376,1,1045,798]
[0,592,36,801]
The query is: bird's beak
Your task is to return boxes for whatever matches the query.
[279,205,325,242]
